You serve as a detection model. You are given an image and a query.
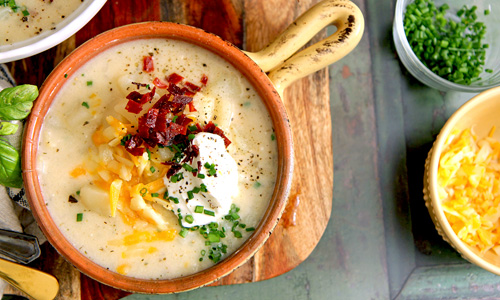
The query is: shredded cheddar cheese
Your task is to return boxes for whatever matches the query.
[438,127,500,254]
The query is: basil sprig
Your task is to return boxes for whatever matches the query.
[0,84,38,187]
[0,84,38,120]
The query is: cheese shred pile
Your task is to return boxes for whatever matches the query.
[438,126,500,255]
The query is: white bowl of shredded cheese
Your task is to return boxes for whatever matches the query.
[425,86,500,275]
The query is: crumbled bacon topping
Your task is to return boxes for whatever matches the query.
[143,56,154,73]
[122,72,231,157]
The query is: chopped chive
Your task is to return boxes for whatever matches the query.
[192,186,201,194]
[185,215,194,224]
[169,196,179,204]
[64,73,68,78]
[151,192,159,197]
[86,81,93,86]
[187,191,194,200]
[150,166,156,173]
[146,148,151,160]
[233,230,242,238]
[179,228,188,238]
[81,102,89,109]
[201,250,206,256]
[172,115,178,123]
[188,134,195,140]
[120,134,132,146]
[182,163,193,172]
[204,162,211,168]
[204,209,215,216]
[140,188,148,197]
[198,173,205,179]
[200,184,208,192]
[76,190,80,196]
[271,133,276,141]
[208,232,220,243]
[246,227,255,232]
[76,213,83,222]
[254,181,261,188]
[21,9,29,16]
[403,1,491,84]
[194,205,204,213]
[189,125,198,131]
[485,9,490,15]
[163,192,169,200]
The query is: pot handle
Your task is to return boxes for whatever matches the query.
[243,0,364,97]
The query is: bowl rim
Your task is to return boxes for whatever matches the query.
[393,0,499,93]
[22,21,294,293]
[428,85,500,275]
[0,0,107,63]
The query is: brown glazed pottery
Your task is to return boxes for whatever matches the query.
[22,0,364,294]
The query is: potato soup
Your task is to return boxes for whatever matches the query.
[36,38,278,279]
[0,0,82,45]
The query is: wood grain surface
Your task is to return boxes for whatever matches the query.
[4,0,332,298]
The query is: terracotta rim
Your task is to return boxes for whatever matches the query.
[22,22,294,293]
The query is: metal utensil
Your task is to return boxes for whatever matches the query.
[0,228,40,264]
[0,257,59,300]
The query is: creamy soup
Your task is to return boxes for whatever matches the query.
[37,39,278,279]
[0,0,82,45]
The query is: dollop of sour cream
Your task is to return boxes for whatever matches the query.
[164,132,238,227]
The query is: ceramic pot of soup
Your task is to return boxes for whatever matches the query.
[22,0,364,294]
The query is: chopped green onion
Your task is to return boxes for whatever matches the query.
[86,81,93,86]
[172,115,178,123]
[233,230,242,238]
[403,0,491,85]
[200,184,208,192]
[188,125,198,131]
[271,133,276,141]
[204,209,215,216]
[150,166,156,173]
[485,9,490,16]
[179,228,188,238]
[76,190,80,196]
[140,188,148,197]
[169,196,179,204]
[254,181,261,188]
[246,227,255,232]
[151,192,159,197]
[208,232,220,243]
[81,102,89,109]
[198,173,205,179]
[146,148,152,160]
[194,205,204,213]
[76,213,83,222]
[182,163,193,172]
[187,191,194,200]
[64,73,68,78]
[185,215,194,224]
[192,186,201,194]
[188,134,195,140]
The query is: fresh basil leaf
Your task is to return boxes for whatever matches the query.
[0,84,38,120]
[0,139,22,188]
[0,121,18,135]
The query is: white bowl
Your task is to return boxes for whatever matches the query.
[0,0,107,63]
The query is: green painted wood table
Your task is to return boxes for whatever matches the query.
[5,0,500,299]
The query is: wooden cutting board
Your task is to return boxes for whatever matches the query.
[5,0,333,298]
